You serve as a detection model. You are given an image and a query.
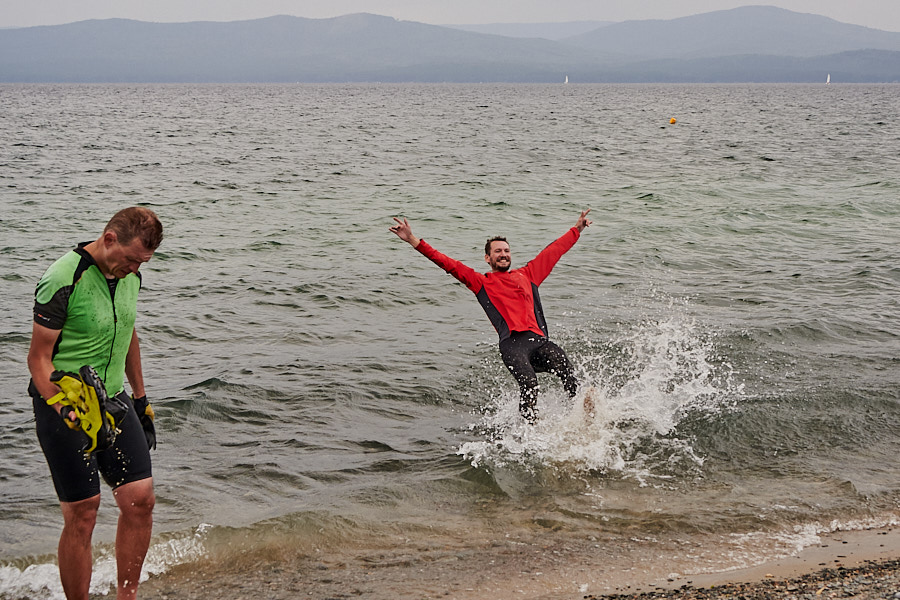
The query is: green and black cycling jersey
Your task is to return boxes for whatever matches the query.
[33,242,141,396]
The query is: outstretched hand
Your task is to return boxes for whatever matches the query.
[575,208,592,233]
[389,217,420,248]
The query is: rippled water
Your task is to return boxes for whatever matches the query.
[1,83,899,598]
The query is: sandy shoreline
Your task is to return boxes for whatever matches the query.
[619,527,900,599]
[132,526,900,600]
[655,527,900,591]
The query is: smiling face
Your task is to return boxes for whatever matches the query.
[485,239,511,272]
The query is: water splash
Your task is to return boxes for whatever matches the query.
[141,522,213,577]
[0,524,211,600]
[458,315,741,483]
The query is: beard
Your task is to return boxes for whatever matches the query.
[491,258,511,272]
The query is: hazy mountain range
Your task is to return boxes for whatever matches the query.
[445,21,612,41]
[2,5,899,83]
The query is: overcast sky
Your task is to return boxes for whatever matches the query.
[2,0,900,32]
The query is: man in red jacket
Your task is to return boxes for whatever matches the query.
[390,210,592,422]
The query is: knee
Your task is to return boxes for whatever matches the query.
[116,483,155,520]
[549,366,578,396]
[62,496,100,534]
[508,364,538,387]
[121,497,155,528]
[128,490,156,518]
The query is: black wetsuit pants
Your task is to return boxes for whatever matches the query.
[499,331,578,422]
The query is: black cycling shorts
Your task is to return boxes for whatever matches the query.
[31,382,152,503]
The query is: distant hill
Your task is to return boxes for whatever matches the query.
[0,14,590,83]
[444,21,612,40]
[562,5,900,59]
[1,7,899,82]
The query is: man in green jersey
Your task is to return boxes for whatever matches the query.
[27,207,163,600]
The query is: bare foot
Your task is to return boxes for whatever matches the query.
[583,387,596,418]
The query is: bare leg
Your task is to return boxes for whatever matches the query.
[112,478,155,600]
[59,495,101,600]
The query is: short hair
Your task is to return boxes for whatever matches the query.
[484,236,508,256]
[104,207,164,251]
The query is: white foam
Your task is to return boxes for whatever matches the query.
[0,523,212,600]
[141,522,213,577]
[0,563,68,600]
[459,314,740,480]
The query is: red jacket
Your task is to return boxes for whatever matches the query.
[416,227,580,341]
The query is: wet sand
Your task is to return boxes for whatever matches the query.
[134,526,900,599]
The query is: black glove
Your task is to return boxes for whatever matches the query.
[59,404,82,430]
[132,394,157,450]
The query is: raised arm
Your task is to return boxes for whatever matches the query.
[389,217,484,293]
[389,217,420,248]
[522,209,591,285]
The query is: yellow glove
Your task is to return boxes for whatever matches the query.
[46,372,84,431]
[48,368,118,454]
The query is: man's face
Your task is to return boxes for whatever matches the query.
[104,233,154,279]
[485,240,511,272]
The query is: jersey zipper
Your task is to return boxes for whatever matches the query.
[103,275,118,385]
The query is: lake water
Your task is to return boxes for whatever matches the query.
[0,83,899,598]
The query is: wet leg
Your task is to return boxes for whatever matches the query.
[112,478,155,600]
[59,495,100,600]
[533,340,578,398]
[500,336,541,422]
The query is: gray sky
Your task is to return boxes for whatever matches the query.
[2,0,900,32]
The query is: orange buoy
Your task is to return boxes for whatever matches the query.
[669,118,677,124]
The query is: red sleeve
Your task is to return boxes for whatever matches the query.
[521,227,580,286]
[415,240,485,294]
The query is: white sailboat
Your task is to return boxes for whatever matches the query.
[565,75,569,84]
[826,73,831,84]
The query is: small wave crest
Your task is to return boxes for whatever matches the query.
[458,314,742,484]
[0,524,212,600]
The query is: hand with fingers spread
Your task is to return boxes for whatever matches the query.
[389,217,420,248]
